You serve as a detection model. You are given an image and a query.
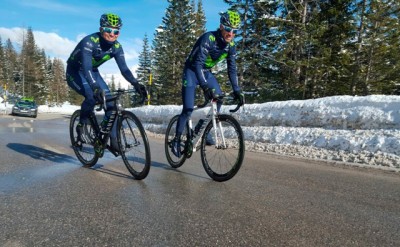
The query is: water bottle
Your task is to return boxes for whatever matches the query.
[194,119,204,134]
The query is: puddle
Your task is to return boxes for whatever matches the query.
[0,127,35,133]
[0,165,79,194]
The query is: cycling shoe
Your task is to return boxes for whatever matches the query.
[171,137,181,158]
[76,123,92,143]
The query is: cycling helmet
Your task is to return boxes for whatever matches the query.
[220,10,241,29]
[100,13,122,28]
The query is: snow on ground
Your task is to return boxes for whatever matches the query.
[1,95,400,171]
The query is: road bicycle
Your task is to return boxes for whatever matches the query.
[164,93,245,182]
[69,89,151,180]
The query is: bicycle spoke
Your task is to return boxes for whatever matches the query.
[201,114,244,182]
[69,110,99,167]
[118,111,151,180]
[164,115,189,168]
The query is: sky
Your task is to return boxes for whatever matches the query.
[2,94,399,172]
[0,0,230,81]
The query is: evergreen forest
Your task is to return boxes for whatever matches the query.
[1,0,399,105]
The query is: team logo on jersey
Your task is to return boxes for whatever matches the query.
[91,36,99,43]
[209,35,215,42]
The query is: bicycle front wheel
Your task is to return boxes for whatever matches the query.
[201,114,245,182]
[117,111,151,180]
[69,110,99,167]
[164,115,189,168]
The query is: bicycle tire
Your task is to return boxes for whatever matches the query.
[69,110,99,167]
[117,111,151,180]
[164,115,189,168]
[201,114,245,182]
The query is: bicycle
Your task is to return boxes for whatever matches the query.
[164,93,245,182]
[69,89,151,180]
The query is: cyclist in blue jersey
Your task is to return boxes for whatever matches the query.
[171,10,245,157]
[66,13,147,153]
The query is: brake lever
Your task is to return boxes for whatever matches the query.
[229,104,241,113]
[229,93,244,113]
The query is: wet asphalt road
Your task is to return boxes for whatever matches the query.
[0,113,400,246]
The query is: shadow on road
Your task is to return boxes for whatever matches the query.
[7,143,76,164]
[91,157,173,179]
[90,164,133,179]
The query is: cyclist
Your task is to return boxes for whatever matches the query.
[66,13,146,153]
[171,10,245,157]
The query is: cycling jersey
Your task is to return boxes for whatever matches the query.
[185,29,239,92]
[67,32,138,87]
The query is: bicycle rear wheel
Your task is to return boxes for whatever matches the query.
[69,110,99,167]
[164,115,189,168]
[117,111,151,180]
[201,114,245,182]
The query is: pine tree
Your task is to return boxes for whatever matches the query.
[52,58,67,104]
[152,0,195,104]
[45,57,54,104]
[151,26,167,104]
[137,34,152,102]
[315,0,355,97]
[33,49,49,104]
[4,39,18,95]
[252,0,357,99]
[223,0,282,102]
[20,27,37,97]
[137,33,152,83]
[253,0,286,102]
[353,0,400,95]
[193,0,206,37]
[274,0,314,99]
[383,1,400,94]
[0,37,4,89]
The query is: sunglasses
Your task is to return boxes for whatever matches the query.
[102,27,120,35]
[222,24,238,34]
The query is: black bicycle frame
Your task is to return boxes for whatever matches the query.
[88,95,121,155]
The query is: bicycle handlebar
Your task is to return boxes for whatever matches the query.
[95,89,146,111]
[196,92,244,113]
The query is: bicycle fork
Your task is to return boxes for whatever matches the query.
[120,117,141,153]
[210,102,227,149]
[190,101,227,153]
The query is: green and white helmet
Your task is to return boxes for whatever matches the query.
[220,10,241,28]
[100,13,123,28]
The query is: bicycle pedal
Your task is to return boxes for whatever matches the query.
[95,147,104,157]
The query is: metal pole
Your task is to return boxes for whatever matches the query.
[147,70,152,105]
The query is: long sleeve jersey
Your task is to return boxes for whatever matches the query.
[185,29,240,92]
[67,32,138,87]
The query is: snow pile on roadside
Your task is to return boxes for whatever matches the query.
[133,95,400,170]
[38,102,79,114]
